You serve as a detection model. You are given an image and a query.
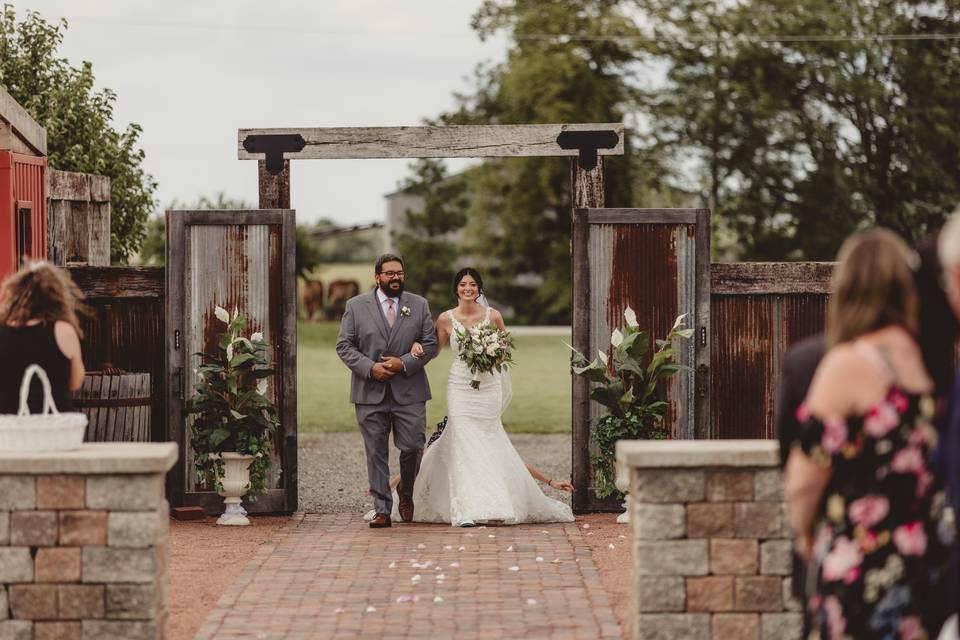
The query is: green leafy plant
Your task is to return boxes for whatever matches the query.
[187,305,280,500]
[570,308,693,498]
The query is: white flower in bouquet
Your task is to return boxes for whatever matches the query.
[215,305,230,323]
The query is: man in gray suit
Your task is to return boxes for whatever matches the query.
[335,254,438,528]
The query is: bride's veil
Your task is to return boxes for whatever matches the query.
[477,293,513,415]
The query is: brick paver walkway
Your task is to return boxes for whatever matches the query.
[194,514,621,639]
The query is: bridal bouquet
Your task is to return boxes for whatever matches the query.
[455,324,515,389]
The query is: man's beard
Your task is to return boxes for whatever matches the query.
[379,280,404,298]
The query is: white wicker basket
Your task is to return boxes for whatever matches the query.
[0,364,87,452]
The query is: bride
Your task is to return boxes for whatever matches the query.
[393,267,574,527]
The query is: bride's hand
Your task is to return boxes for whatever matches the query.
[549,479,575,493]
[411,342,425,358]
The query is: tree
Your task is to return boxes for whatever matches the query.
[429,0,647,324]
[635,0,960,259]
[0,6,156,263]
[394,159,469,313]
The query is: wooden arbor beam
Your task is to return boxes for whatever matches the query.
[238,123,624,209]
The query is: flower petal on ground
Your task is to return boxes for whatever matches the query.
[458,546,466,551]
[365,606,376,613]
[508,566,520,571]
[388,561,396,569]
[434,596,444,603]
[334,608,345,614]
[582,523,590,529]
[527,598,538,605]
[443,545,452,550]
[449,562,460,568]
[608,544,615,549]
[535,557,544,562]
[417,543,426,549]
[506,545,514,551]
[411,575,421,583]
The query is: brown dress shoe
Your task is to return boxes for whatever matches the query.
[369,514,391,528]
[398,495,414,523]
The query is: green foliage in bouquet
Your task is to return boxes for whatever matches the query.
[570,309,693,498]
[187,305,280,500]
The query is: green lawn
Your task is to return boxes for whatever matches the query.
[297,322,572,433]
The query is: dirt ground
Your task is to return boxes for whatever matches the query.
[168,516,292,640]
[167,512,631,640]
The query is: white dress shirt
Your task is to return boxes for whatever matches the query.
[376,288,400,322]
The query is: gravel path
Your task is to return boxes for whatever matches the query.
[298,432,573,513]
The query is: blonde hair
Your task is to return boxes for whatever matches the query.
[826,229,918,347]
[0,261,87,337]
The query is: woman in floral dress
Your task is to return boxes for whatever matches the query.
[785,229,951,639]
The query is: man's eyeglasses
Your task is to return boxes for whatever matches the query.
[381,270,405,278]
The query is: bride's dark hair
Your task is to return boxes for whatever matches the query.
[453,268,483,299]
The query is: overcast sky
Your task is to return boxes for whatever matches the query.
[19,1,507,226]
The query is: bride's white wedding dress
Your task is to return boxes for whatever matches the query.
[395,307,574,526]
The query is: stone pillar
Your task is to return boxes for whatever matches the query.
[616,440,802,640]
[0,442,177,640]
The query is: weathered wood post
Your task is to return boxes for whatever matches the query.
[571,157,605,513]
[258,159,290,209]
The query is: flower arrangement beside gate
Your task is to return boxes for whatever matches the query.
[569,307,693,501]
[187,305,280,525]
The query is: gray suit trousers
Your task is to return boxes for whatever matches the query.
[355,386,426,516]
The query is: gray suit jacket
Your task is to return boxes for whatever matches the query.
[335,290,438,405]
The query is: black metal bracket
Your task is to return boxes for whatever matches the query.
[556,130,620,171]
[242,134,306,174]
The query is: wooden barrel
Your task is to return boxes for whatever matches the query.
[74,372,151,442]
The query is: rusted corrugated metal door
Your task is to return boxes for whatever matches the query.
[165,210,297,514]
[572,208,710,512]
[0,151,47,281]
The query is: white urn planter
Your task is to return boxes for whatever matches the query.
[615,459,630,524]
[215,452,254,526]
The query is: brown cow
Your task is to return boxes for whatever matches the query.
[327,279,361,320]
[300,280,324,321]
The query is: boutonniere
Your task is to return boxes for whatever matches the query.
[400,306,411,317]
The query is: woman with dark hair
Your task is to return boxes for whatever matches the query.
[0,261,86,413]
[393,267,574,527]
[784,229,951,638]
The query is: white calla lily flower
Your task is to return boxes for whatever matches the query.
[610,328,624,348]
[672,313,688,330]
[251,331,264,343]
[624,306,638,328]
[232,306,239,320]
[257,378,268,396]
[226,344,234,362]
[598,350,609,365]
[214,306,230,324]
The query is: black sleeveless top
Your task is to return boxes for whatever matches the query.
[0,324,74,413]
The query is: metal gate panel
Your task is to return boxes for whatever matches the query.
[572,208,710,512]
[166,210,297,514]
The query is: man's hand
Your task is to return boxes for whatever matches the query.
[380,355,404,373]
[370,362,396,381]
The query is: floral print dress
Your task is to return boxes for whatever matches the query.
[798,383,952,639]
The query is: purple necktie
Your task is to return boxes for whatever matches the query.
[386,299,396,328]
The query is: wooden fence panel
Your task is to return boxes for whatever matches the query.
[709,263,833,439]
[68,266,165,443]
[48,170,110,266]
